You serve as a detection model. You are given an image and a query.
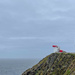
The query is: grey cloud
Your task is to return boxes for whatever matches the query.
[0,0,75,58]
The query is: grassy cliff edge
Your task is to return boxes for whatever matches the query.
[22,53,75,75]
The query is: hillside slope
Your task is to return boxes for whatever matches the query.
[22,53,75,75]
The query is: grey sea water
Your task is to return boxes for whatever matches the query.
[0,59,40,75]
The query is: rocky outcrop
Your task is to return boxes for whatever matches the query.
[22,53,75,75]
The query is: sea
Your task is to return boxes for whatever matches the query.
[0,59,40,75]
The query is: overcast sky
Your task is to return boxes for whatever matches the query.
[0,0,75,58]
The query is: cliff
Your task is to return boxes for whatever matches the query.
[22,53,75,75]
